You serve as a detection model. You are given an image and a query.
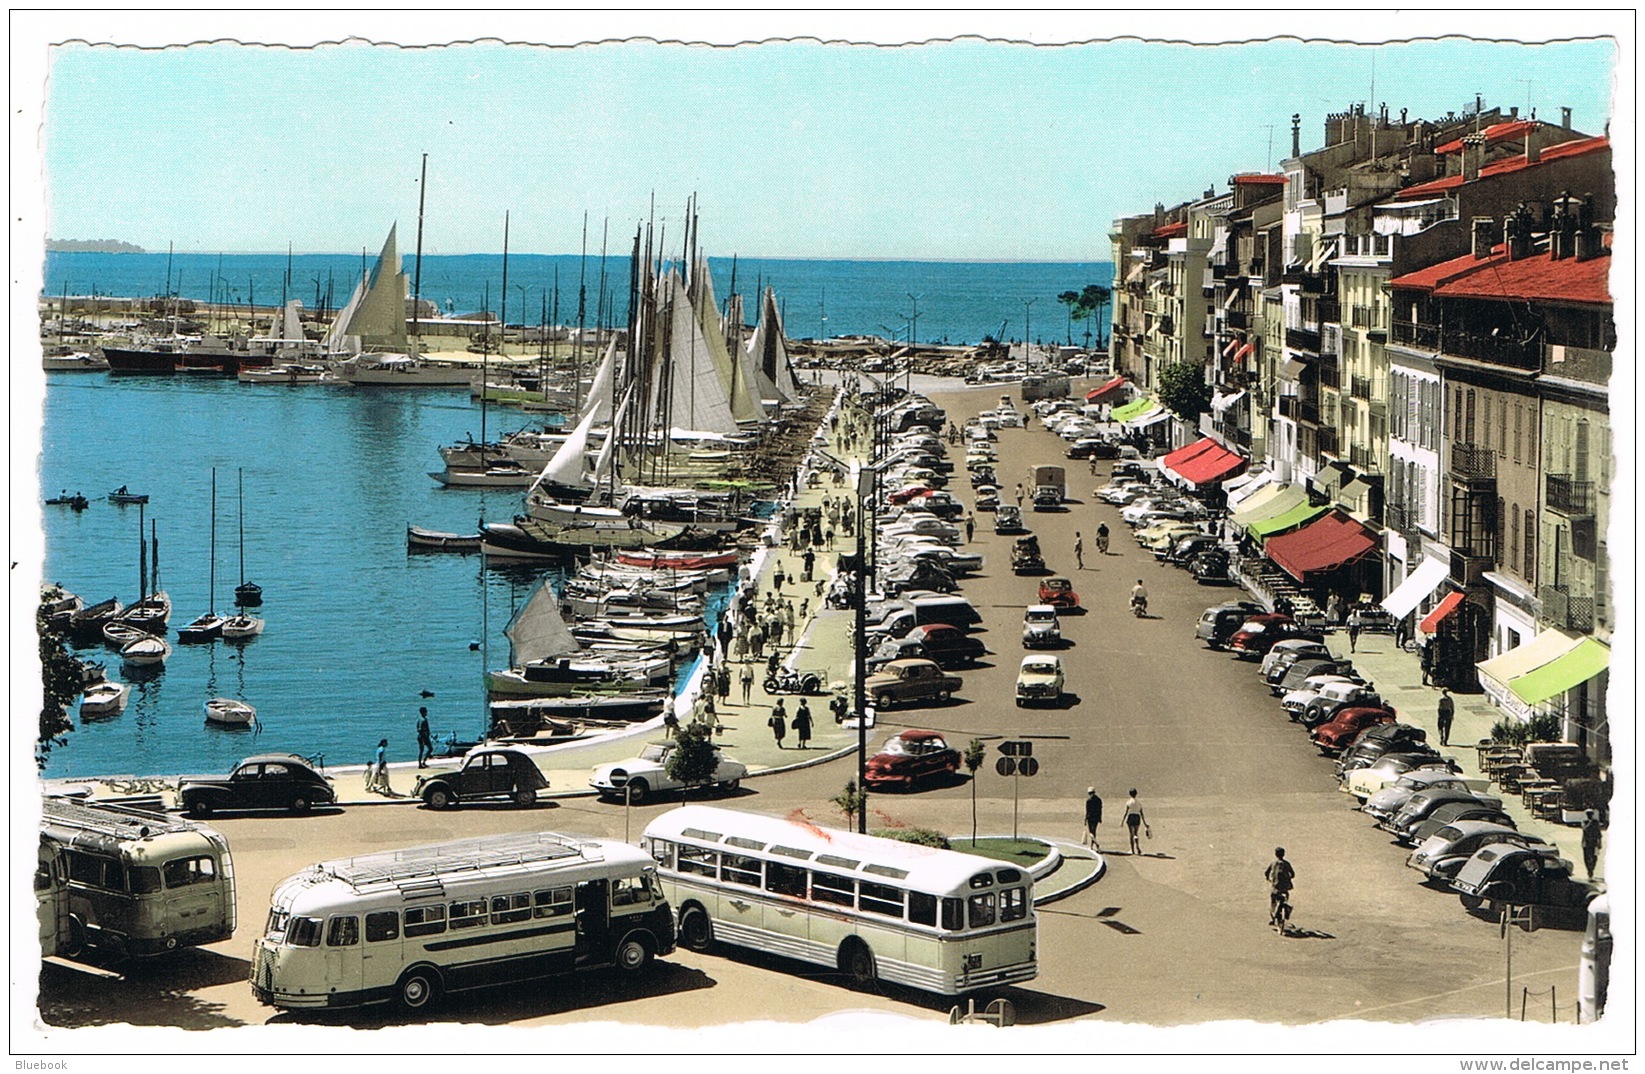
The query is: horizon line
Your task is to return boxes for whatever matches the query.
[47,246,1114,266]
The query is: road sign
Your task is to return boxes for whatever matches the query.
[995,757,1016,777]
[999,740,1033,758]
[1018,756,1040,777]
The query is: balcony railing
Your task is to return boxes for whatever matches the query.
[1540,586,1596,634]
[1451,442,1497,481]
[1391,320,1440,349]
[1226,309,1249,330]
[1450,550,1493,587]
[1545,474,1596,517]
[1318,298,1341,325]
[1297,400,1319,425]
[1384,501,1415,533]
[1286,326,1322,353]
[1315,426,1339,454]
[1350,304,1389,333]
[1278,396,1299,420]
[1349,444,1377,471]
[1317,354,1341,388]
[1441,328,1543,370]
[1214,418,1252,449]
[1350,375,1372,400]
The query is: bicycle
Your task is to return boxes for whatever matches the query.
[1271,892,1293,935]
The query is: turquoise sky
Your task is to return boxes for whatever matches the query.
[33,21,1623,260]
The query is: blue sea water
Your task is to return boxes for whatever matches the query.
[32,255,1110,779]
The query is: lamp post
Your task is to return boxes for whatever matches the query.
[1024,297,1037,369]
[854,462,871,833]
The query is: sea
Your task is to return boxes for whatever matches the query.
[32,254,1111,779]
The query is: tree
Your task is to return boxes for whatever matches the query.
[1057,291,1079,345]
[1058,284,1113,349]
[963,738,987,844]
[832,779,867,828]
[664,722,719,795]
[1157,358,1213,421]
[37,609,80,771]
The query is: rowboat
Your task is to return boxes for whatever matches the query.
[616,549,740,571]
[103,620,151,648]
[108,489,150,505]
[204,697,256,728]
[80,681,130,719]
[120,634,172,667]
[407,525,482,552]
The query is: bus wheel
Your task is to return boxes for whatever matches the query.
[613,934,653,975]
[840,939,878,990]
[62,915,85,958]
[514,788,537,807]
[397,966,441,1011]
[679,907,714,952]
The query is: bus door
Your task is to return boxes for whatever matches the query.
[323,915,364,994]
[574,879,610,958]
[759,859,810,948]
[361,910,402,991]
[160,854,225,942]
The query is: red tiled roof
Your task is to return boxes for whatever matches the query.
[1395,135,1610,200]
[1389,239,1611,306]
[1232,174,1287,185]
[1434,119,1539,154]
[1152,221,1188,238]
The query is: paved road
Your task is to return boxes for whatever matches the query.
[33,380,1602,1051]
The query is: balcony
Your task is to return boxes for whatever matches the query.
[1441,327,1543,370]
[1350,375,1372,401]
[1384,500,1416,534]
[1351,304,1389,335]
[1277,396,1299,420]
[1545,474,1596,517]
[1316,426,1339,455]
[1226,309,1249,330]
[1391,320,1441,349]
[1540,586,1596,634]
[1214,418,1252,449]
[1451,442,1497,481]
[1349,444,1378,471]
[1297,400,1319,425]
[1212,262,1231,280]
[1286,326,1322,353]
[1449,550,1494,587]
[1317,353,1341,388]
[1318,298,1341,325]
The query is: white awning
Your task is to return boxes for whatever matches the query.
[1380,554,1450,619]
[1125,409,1172,429]
[1212,389,1248,414]
[1226,470,1278,508]
[1280,357,1306,380]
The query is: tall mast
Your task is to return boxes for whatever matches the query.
[138,500,148,600]
[576,213,588,416]
[413,152,428,339]
[208,468,217,615]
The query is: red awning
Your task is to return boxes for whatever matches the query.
[1160,437,1219,477]
[1420,591,1467,634]
[1085,376,1127,403]
[1235,342,1256,361]
[1264,510,1378,582]
[1176,442,1248,486]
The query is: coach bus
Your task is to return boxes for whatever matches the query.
[251,830,675,1012]
[642,805,1037,996]
[40,797,237,958]
[36,835,79,958]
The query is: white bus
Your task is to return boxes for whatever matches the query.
[642,805,1037,995]
[36,834,79,958]
[40,797,236,958]
[251,830,676,1012]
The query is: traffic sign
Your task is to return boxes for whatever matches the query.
[995,757,1017,777]
[1018,756,1040,777]
[999,740,1033,758]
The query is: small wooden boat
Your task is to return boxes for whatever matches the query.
[103,620,151,648]
[80,681,130,719]
[69,597,124,640]
[45,493,89,511]
[78,658,107,688]
[117,591,172,633]
[220,613,265,640]
[40,586,82,631]
[108,488,150,505]
[176,613,226,644]
[616,549,740,571]
[120,634,172,666]
[237,363,329,384]
[407,525,483,552]
[204,697,256,728]
[233,470,264,607]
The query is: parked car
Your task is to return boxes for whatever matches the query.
[1258,637,1333,679]
[1022,604,1063,648]
[994,504,1027,534]
[1095,481,1149,505]
[863,730,963,790]
[1015,655,1066,706]
[1196,600,1268,650]
[1111,461,1149,481]
[1408,822,1551,883]
[179,753,337,817]
[589,741,748,803]
[970,467,999,489]
[1139,523,1204,555]
[1166,534,1219,565]
[1451,844,1594,925]
[1229,615,1325,659]
[1270,656,1356,696]
[1311,706,1399,755]
[1066,438,1119,460]
[1335,723,1432,778]
[887,484,936,505]
[909,491,965,519]
[865,635,927,673]
[1280,675,1361,719]
[906,623,989,668]
[1300,683,1385,728]
[1384,788,1506,842]
[864,658,962,708]
[974,486,1000,511]
[414,747,550,809]
[1037,576,1080,610]
[1341,751,1459,801]
[1190,548,1233,584]
[1407,800,1519,845]
[1363,769,1489,823]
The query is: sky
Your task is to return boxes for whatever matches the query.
[17,12,1628,262]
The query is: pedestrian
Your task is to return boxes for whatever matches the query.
[750,624,766,661]
[1015,483,1025,507]
[964,513,975,543]
[830,693,848,723]
[1083,788,1104,849]
[740,664,754,706]
[1326,592,1344,627]
[1096,522,1109,554]
[802,548,816,582]
[663,708,680,737]
[1419,635,1434,686]
[717,664,732,704]
[1581,808,1603,879]
[416,706,434,767]
[1436,688,1455,747]
[370,738,393,797]
[1347,618,1361,653]
[1121,789,1150,854]
[1074,532,1085,570]
[1265,847,1296,931]
[768,702,788,749]
[825,525,836,549]
[774,565,787,592]
[793,699,813,748]
[733,629,748,663]
[767,650,782,678]
[799,597,810,620]
[1395,613,1413,650]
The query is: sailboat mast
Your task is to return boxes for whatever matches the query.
[413,152,428,338]
[138,500,148,600]
[208,468,217,615]
[238,468,247,587]
[576,213,588,416]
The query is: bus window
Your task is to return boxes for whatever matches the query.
[765,861,808,898]
[1000,886,1029,922]
[611,876,650,907]
[942,897,964,930]
[968,892,997,928]
[647,840,676,869]
[130,866,162,894]
[995,868,1023,884]
[404,904,446,937]
[534,887,572,919]
[365,911,399,942]
[968,872,994,889]
[326,916,360,946]
[67,852,102,885]
[860,881,905,919]
[678,845,717,878]
[450,899,487,930]
[288,917,323,947]
[812,872,855,907]
[491,893,531,924]
[721,853,762,887]
[908,891,937,926]
[163,856,217,888]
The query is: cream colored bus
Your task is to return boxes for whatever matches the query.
[251,830,675,1012]
[643,805,1037,995]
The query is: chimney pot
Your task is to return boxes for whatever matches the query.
[1561,106,1572,129]
[1471,217,1496,259]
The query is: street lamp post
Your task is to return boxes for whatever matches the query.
[854,463,871,834]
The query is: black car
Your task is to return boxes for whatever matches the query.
[1166,534,1219,565]
[1065,439,1120,460]
[180,753,337,817]
[1336,723,1432,778]
[1190,548,1233,584]
[413,747,550,809]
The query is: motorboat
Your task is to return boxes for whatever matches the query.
[120,634,172,667]
[615,549,740,572]
[108,488,149,505]
[42,351,110,372]
[428,461,537,487]
[204,697,256,728]
[79,681,130,719]
[237,363,330,384]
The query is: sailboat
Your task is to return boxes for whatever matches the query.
[222,468,266,638]
[114,503,171,633]
[178,469,226,643]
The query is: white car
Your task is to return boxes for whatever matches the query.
[1022,605,1063,649]
[590,741,748,804]
[1280,675,1361,717]
[994,409,1024,428]
[1015,655,1066,706]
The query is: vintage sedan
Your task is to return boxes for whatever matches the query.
[1384,787,1506,843]
[1022,604,1063,649]
[1270,656,1355,696]
[1362,769,1488,823]
[1258,637,1333,678]
[1196,600,1268,650]
[590,741,747,803]
[179,753,337,817]
[1451,844,1594,926]
[1300,683,1385,728]
[863,729,963,790]
[1230,616,1326,659]
[1190,548,1234,585]
[906,623,990,668]
[1015,655,1066,707]
[1407,800,1519,846]
[1037,576,1080,610]
[1341,751,1459,801]
[1311,706,1399,755]
[1335,724,1433,778]
[414,747,550,809]
[865,658,962,708]
[1279,675,1362,719]
[1408,822,1551,883]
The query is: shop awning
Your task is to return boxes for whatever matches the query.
[1225,469,1274,507]
[1177,442,1248,487]
[1380,555,1451,619]
[1419,591,1467,634]
[1084,376,1127,403]
[1211,389,1247,414]
[1476,628,1587,699]
[1128,408,1172,429]
[1509,637,1610,706]
[1111,397,1158,422]
[1264,510,1378,582]
[1231,482,1304,526]
[1247,501,1329,541]
[1280,357,1306,380]
[1161,437,1219,476]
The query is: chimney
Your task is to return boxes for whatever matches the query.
[1575,193,1604,261]
[1561,107,1573,130]
[1510,106,1519,119]
[1550,192,1575,259]
[1291,113,1301,158]
[1471,217,1496,259]
[1400,108,1408,125]
[1525,130,1541,164]
[1505,203,1534,261]
[1461,134,1486,182]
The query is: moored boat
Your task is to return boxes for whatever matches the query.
[79,681,130,719]
[177,613,226,644]
[120,634,172,666]
[428,461,536,487]
[42,351,110,372]
[238,362,330,385]
[220,612,266,640]
[102,620,151,648]
[69,597,124,641]
[116,591,172,633]
[204,697,256,728]
[108,488,149,505]
[407,525,483,552]
[40,585,82,631]
[615,548,741,572]
[488,692,670,725]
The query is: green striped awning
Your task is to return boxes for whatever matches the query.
[1111,397,1159,423]
[1248,502,1328,541]
[1509,637,1611,706]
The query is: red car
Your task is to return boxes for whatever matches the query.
[905,623,989,668]
[863,730,962,790]
[1228,614,1324,659]
[887,485,935,505]
[1037,576,1080,610]
[1312,706,1399,755]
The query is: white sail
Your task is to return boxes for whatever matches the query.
[323,278,368,354]
[584,338,617,425]
[535,404,598,491]
[505,577,576,665]
[324,225,408,354]
[693,262,765,423]
[592,381,636,485]
[663,272,742,437]
[754,285,801,402]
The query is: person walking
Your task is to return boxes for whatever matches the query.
[717,664,732,705]
[1083,788,1104,849]
[1130,579,1149,617]
[964,513,975,543]
[415,707,434,767]
[774,564,787,593]
[369,738,393,796]
[1436,688,1455,747]
[767,702,788,749]
[1347,617,1361,654]
[1581,808,1604,879]
[1074,532,1085,570]
[740,664,755,706]
[1122,789,1149,854]
[1096,522,1109,555]
[1265,847,1296,932]
[793,699,813,749]
[802,548,816,582]
[1014,483,1025,508]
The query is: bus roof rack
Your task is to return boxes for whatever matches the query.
[321,831,603,890]
[41,796,204,841]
